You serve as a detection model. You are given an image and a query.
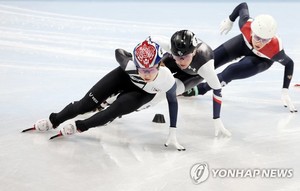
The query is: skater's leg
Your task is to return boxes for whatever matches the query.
[75,91,155,132]
[50,67,130,127]
[196,56,273,95]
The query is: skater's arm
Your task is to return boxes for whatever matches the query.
[197,61,231,136]
[228,2,250,29]
[273,50,294,89]
[115,48,133,70]
[166,83,178,127]
[165,83,186,151]
[197,59,223,118]
[219,2,250,35]
[273,50,297,112]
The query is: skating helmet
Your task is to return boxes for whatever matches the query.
[170,30,198,56]
[133,37,164,68]
[251,14,277,39]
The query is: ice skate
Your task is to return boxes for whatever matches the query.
[182,86,198,97]
[49,121,78,140]
[22,119,54,133]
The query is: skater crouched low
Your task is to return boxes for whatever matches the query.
[23,37,185,151]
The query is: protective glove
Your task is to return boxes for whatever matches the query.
[220,17,234,35]
[213,118,232,137]
[281,88,297,113]
[165,127,185,151]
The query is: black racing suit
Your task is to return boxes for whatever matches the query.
[49,49,178,132]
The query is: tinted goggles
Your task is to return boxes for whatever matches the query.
[252,34,271,44]
[137,67,159,75]
[172,52,193,60]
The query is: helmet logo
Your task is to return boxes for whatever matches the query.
[135,40,156,68]
[192,36,198,47]
[177,50,183,56]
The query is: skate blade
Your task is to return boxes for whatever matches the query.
[21,127,36,133]
[49,132,63,140]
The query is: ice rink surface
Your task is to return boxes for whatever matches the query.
[0,1,299,191]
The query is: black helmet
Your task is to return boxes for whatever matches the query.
[170,30,197,56]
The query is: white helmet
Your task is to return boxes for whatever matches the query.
[251,14,277,39]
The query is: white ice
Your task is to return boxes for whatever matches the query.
[0,1,299,191]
